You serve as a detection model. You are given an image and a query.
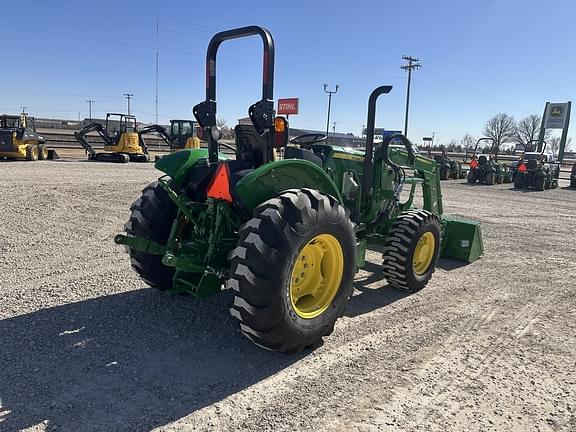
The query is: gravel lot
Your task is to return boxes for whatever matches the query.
[0,160,575,432]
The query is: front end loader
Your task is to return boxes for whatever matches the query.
[74,113,149,163]
[114,26,483,352]
[0,113,48,161]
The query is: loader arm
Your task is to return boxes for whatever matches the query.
[74,122,111,157]
[138,124,170,154]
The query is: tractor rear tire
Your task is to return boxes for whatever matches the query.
[513,174,524,189]
[227,188,356,353]
[381,210,441,293]
[38,144,48,160]
[125,182,177,290]
[467,171,476,184]
[25,145,39,161]
[440,168,450,181]
[535,177,545,191]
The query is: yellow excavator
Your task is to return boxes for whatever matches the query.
[74,113,149,163]
[0,113,48,161]
[138,119,200,153]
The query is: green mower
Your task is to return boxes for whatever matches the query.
[467,137,512,185]
[434,149,466,180]
[115,26,484,352]
[513,140,559,190]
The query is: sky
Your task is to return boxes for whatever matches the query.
[1,0,574,145]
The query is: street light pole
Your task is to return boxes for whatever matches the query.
[124,93,134,115]
[324,83,339,142]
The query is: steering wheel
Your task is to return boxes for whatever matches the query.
[290,133,327,147]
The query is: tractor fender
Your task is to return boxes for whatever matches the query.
[155,148,228,187]
[235,159,343,212]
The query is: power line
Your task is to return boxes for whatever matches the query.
[400,55,422,136]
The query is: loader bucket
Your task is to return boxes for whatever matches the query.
[441,214,484,263]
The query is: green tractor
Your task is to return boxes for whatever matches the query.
[513,140,559,190]
[434,149,466,180]
[570,163,576,189]
[114,26,483,352]
[467,137,512,185]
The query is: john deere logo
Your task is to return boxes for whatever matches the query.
[551,106,563,117]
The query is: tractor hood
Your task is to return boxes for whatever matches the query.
[155,148,229,187]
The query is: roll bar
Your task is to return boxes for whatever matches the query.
[193,26,276,164]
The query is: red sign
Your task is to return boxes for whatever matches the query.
[277,98,299,115]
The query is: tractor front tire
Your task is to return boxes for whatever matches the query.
[228,189,356,353]
[381,210,441,293]
[125,182,177,290]
[485,172,495,185]
[25,145,39,161]
[38,144,49,160]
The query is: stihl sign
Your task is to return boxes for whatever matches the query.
[277,98,299,115]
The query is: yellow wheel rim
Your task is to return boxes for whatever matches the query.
[290,233,344,319]
[413,232,436,276]
[32,146,38,159]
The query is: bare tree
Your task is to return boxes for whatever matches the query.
[483,113,516,158]
[513,114,550,145]
[548,136,573,155]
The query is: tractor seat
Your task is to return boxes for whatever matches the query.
[284,146,323,167]
[235,124,273,167]
[478,155,488,166]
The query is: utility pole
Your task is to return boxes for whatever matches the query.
[21,106,28,114]
[86,99,95,121]
[400,55,422,136]
[332,121,337,134]
[323,83,339,143]
[124,93,134,115]
[155,16,159,124]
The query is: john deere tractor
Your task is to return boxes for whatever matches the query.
[0,113,48,161]
[467,137,511,185]
[513,140,559,190]
[74,113,149,163]
[114,26,483,352]
[434,149,465,180]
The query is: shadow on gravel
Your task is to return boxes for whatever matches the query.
[346,262,411,318]
[0,289,305,432]
[436,258,469,271]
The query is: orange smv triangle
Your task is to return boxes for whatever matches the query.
[207,163,233,203]
[470,159,478,168]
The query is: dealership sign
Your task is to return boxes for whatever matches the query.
[544,102,569,129]
[277,98,299,115]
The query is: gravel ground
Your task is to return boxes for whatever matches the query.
[0,160,575,432]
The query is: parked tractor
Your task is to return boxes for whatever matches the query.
[0,113,48,161]
[513,140,559,190]
[114,26,483,352]
[570,164,576,189]
[74,113,149,163]
[434,149,466,180]
[467,137,511,185]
